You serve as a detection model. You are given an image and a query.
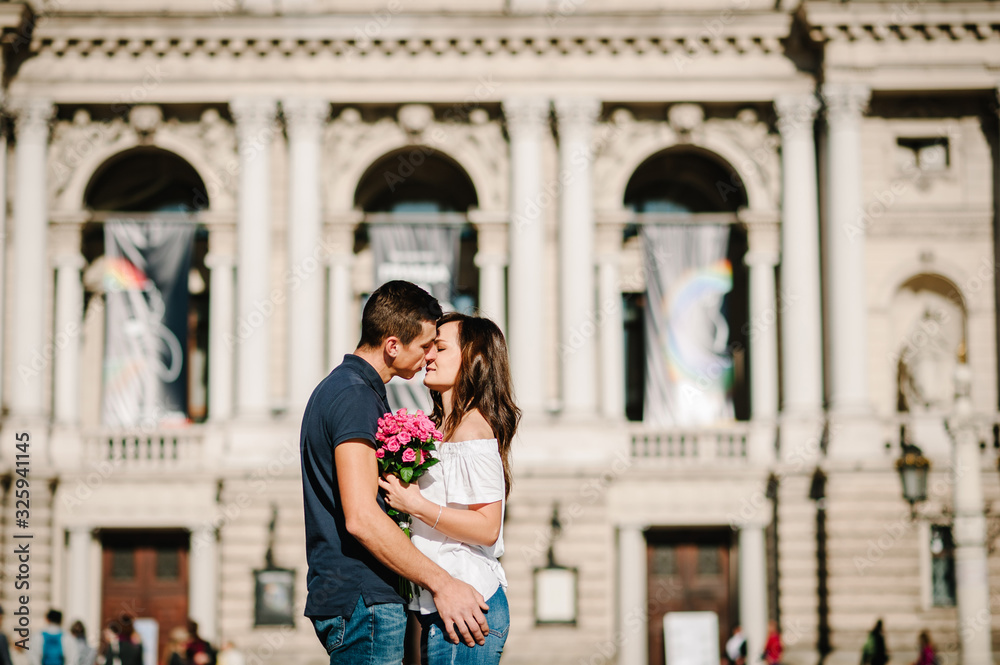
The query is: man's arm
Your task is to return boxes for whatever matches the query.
[336,440,490,647]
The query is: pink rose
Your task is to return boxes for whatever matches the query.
[397,432,411,445]
[401,448,417,463]
[420,450,429,463]
[375,447,385,459]
[385,437,401,453]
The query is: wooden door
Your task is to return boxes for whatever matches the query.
[101,529,189,665]
[647,528,735,665]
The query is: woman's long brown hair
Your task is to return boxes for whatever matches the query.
[430,312,521,498]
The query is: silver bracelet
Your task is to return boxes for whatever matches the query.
[432,504,443,529]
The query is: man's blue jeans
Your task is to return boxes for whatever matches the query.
[311,596,406,664]
[418,587,509,665]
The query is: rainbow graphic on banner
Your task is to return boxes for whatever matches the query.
[663,257,734,385]
[103,257,148,292]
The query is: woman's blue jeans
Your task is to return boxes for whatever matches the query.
[418,587,509,665]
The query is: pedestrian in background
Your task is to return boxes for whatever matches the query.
[69,622,96,665]
[861,619,889,665]
[763,620,783,665]
[911,630,938,665]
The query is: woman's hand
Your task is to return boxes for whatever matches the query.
[378,474,430,517]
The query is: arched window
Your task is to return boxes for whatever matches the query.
[80,147,211,428]
[623,147,750,425]
[354,147,480,314]
[352,147,480,412]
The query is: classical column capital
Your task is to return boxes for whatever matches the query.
[204,252,235,270]
[774,93,819,138]
[282,97,330,139]
[230,97,278,139]
[822,83,871,126]
[743,250,779,268]
[10,98,55,137]
[474,252,508,269]
[553,96,601,128]
[54,253,87,270]
[502,96,550,138]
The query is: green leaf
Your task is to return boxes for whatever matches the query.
[400,467,413,483]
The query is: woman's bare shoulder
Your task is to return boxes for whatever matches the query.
[452,409,495,442]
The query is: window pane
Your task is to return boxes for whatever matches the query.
[930,526,956,607]
[111,550,134,579]
[651,546,677,576]
[156,549,180,579]
[697,547,721,576]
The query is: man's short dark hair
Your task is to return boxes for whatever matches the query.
[46,609,62,624]
[359,281,442,349]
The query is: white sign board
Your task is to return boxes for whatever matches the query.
[663,611,720,665]
[134,618,159,665]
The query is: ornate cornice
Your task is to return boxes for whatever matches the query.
[25,13,792,62]
[804,2,1000,44]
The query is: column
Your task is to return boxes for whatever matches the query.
[284,98,328,409]
[189,525,219,642]
[470,210,509,333]
[745,221,779,464]
[738,524,769,664]
[502,96,549,414]
[230,98,277,418]
[597,219,625,420]
[618,524,648,665]
[10,99,55,418]
[65,527,92,635]
[555,97,601,416]
[53,253,86,425]
[949,365,992,665]
[205,252,235,422]
[773,94,823,418]
[822,83,872,414]
[325,217,359,369]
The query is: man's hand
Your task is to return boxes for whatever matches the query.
[429,576,491,647]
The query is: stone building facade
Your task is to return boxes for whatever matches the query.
[0,1,998,664]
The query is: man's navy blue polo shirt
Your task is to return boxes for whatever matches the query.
[300,354,403,618]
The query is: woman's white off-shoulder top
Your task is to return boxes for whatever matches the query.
[408,438,507,614]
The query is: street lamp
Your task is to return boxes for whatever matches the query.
[895,439,930,518]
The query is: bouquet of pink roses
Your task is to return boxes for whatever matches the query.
[375,408,443,537]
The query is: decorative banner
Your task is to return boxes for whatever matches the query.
[642,224,734,427]
[102,218,195,428]
[370,223,462,412]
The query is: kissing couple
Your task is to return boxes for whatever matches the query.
[300,280,520,665]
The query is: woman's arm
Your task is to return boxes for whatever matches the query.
[379,475,502,547]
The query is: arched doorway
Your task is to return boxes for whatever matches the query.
[80,147,211,429]
[353,146,479,410]
[622,146,751,425]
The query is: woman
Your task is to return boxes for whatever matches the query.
[380,312,519,665]
[912,630,937,665]
[69,621,96,665]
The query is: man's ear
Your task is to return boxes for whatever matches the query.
[385,336,400,359]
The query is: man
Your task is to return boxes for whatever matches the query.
[31,610,76,665]
[301,280,490,663]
